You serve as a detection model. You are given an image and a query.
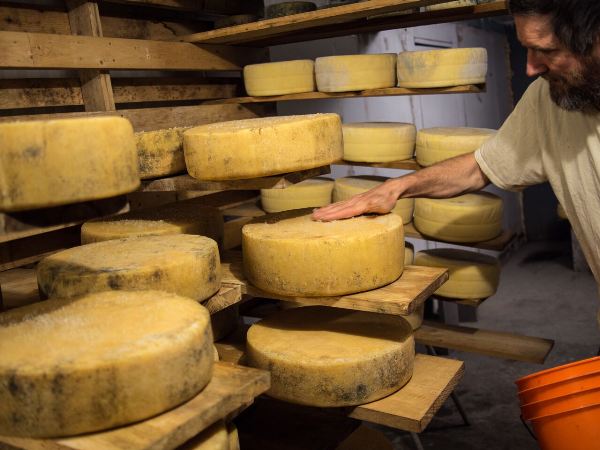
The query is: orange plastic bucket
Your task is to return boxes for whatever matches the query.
[518,370,600,405]
[516,356,600,392]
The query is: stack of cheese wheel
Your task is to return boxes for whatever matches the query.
[81,197,224,245]
[37,234,221,302]
[315,54,396,92]
[415,248,501,299]
[0,117,139,212]
[0,290,214,437]
[333,176,414,224]
[246,306,414,407]
[135,127,190,179]
[397,48,487,88]
[243,60,315,96]
[342,122,416,162]
[184,114,343,181]
[260,177,334,213]
[414,192,503,243]
[416,127,496,167]
[242,208,404,296]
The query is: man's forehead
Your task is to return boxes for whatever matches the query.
[514,14,561,49]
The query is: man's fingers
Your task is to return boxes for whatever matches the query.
[313,198,368,221]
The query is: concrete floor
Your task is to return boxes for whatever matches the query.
[384,240,600,450]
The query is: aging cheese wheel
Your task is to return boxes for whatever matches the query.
[404,241,414,265]
[228,423,240,450]
[333,176,414,224]
[81,197,224,245]
[266,1,316,18]
[414,193,502,243]
[416,127,496,166]
[179,421,229,450]
[397,48,487,88]
[415,249,500,299]
[244,60,315,96]
[315,54,396,92]
[0,290,213,437]
[260,177,334,213]
[135,127,189,179]
[184,114,343,181]
[246,306,414,407]
[342,122,416,162]
[243,209,404,296]
[37,234,221,301]
[0,117,139,212]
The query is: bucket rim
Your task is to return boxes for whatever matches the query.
[519,369,600,398]
[521,386,600,421]
[516,356,600,387]
[525,399,600,422]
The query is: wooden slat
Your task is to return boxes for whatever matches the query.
[333,158,421,171]
[104,0,262,14]
[0,31,267,70]
[415,321,555,364]
[0,363,270,450]
[202,284,242,314]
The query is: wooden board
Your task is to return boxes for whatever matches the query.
[202,284,242,314]
[0,363,270,450]
[221,252,448,316]
[415,321,554,364]
[334,158,420,171]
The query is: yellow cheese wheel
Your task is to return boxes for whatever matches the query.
[0,290,213,437]
[179,421,229,450]
[397,48,487,88]
[37,234,221,301]
[243,209,404,296]
[402,302,424,330]
[243,60,315,96]
[315,54,396,92]
[228,423,240,450]
[260,177,334,213]
[81,197,224,245]
[135,127,189,179]
[414,193,502,243]
[246,306,414,407]
[333,176,414,224]
[342,122,416,162]
[0,117,139,212]
[404,241,414,265]
[415,249,500,299]
[416,127,496,167]
[184,114,343,181]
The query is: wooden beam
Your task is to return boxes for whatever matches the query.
[103,0,262,14]
[334,158,421,171]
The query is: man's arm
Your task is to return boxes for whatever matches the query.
[312,152,489,221]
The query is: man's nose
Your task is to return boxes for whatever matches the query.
[526,49,548,77]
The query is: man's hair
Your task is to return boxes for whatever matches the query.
[509,0,600,55]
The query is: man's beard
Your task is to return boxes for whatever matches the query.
[543,56,600,113]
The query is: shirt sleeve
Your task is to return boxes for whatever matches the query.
[474,79,548,191]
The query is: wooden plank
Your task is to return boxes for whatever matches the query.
[333,158,421,171]
[202,284,242,314]
[404,222,517,251]
[415,321,554,364]
[223,217,253,250]
[436,295,486,308]
[203,84,485,105]
[0,363,270,450]
[138,166,331,192]
[0,31,267,70]
[103,0,262,14]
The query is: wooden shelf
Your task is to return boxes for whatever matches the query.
[334,158,420,171]
[181,0,508,47]
[0,362,270,450]
[436,295,487,308]
[203,84,485,105]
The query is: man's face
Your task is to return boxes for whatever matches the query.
[514,14,600,113]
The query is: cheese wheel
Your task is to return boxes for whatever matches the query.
[402,303,424,330]
[425,0,477,11]
[414,193,502,243]
[246,306,414,407]
[37,234,221,301]
[0,117,139,212]
[404,241,414,265]
[342,122,416,162]
[266,1,316,18]
[416,127,496,167]
[244,60,315,96]
[260,177,334,213]
[243,209,404,296]
[184,114,343,181]
[333,176,414,224]
[315,54,396,92]
[228,423,240,450]
[397,48,487,88]
[135,127,189,179]
[415,249,500,299]
[0,290,213,437]
[81,197,224,245]
[179,421,229,450]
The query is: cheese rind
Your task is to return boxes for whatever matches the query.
[315,54,397,92]
[244,60,315,96]
[415,248,500,299]
[333,176,414,224]
[135,127,189,179]
[416,127,496,166]
[246,306,414,407]
[342,122,416,162]
[184,114,343,180]
[0,117,139,212]
[260,177,334,213]
[0,290,213,437]
[37,234,221,301]
[397,48,487,88]
[404,241,414,266]
[403,303,424,330]
[242,208,404,296]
